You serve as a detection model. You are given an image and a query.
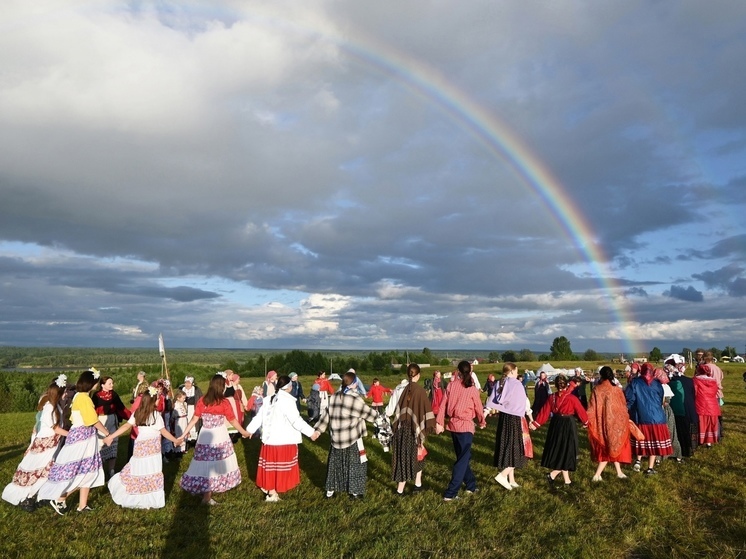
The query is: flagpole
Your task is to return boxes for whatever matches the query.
[159,333,174,399]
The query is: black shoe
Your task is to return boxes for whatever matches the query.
[545,474,555,490]
[349,494,364,500]
[394,489,405,497]
[644,468,657,476]
[412,485,424,493]
[19,497,36,512]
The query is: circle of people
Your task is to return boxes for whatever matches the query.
[1,350,724,511]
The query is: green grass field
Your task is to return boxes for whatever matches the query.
[1,364,745,559]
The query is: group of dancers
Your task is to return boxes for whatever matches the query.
[1,352,725,511]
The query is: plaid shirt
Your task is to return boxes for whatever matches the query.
[314,391,378,449]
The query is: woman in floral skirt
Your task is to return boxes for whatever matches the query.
[179,373,250,505]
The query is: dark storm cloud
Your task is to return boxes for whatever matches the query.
[665,285,704,303]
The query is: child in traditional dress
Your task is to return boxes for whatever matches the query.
[38,368,110,514]
[2,376,69,511]
[171,390,189,457]
[103,388,183,509]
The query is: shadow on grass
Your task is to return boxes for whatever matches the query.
[161,469,213,559]
[0,443,25,464]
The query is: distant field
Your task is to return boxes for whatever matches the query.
[1,363,745,558]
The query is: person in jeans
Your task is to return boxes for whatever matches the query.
[435,360,486,501]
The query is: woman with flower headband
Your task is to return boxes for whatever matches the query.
[2,375,70,511]
[38,368,110,514]
[179,373,250,506]
[103,387,183,508]
[92,375,131,479]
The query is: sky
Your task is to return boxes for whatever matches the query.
[1,1,745,355]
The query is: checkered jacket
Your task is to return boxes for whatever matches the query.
[314,391,378,449]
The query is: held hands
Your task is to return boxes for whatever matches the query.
[311,431,320,441]
[102,435,113,446]
[529,424,537,431]
[435,423,444,435]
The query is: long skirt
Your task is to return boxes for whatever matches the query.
[699,415,720,445]
[180,414,241,495]
[109,430,165,509]
[2,433,61,505]
[541,415,579,471]
[665,405,682,458]
[674,415,698,457]
[98,414,119,462]
[494,413,527,469]
[256,444,300,493]
[632,423,673,456]
[325,444,367,496]
[391,424,423,482]
[37,426,104,500]
[589,430,632,464]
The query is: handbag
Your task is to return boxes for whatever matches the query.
[628,420,645,441]
[417,445,428,461]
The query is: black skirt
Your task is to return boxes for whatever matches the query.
[541,414,579,471]
[391,424,424,482]
[326,444,368,495]
[494,413,527,469]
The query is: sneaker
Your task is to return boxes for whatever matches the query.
[644,468,656,476]
[265,493,280,502]
[325,491,335,499]
[617,473,628,479]
[592,475,603,482]
[76,505,94,513]
[633,461,641,472]
[494,473,513,491]
[465,488,480,494]
[50,500,67,516]
[443,496,459,502]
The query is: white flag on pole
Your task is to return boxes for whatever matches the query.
[158,333,165,357]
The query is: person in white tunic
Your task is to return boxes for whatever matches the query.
[103,387,183,509]
[2,376,69,510]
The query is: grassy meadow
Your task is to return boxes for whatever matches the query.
[1,362,745,559]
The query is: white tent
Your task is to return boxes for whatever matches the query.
[537,363,556,374]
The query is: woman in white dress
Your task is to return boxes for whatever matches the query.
[103,387,182,509]
[38,368,110,514]
[2,376,69,511]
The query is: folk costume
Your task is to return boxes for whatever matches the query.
[37,392,105,501]
[390,381,435,482]
[92,388,131,467]
[314,389,378,497]
[247,389,315,496]
[625,372,673,458]
[586,380,632,464]
[489,377,530,470]
[180,398,242,496]
[2,401,64,507]
[669,372,699,456]
[694,364,721,446]
[109,412,169,509]
[532,388,588,472]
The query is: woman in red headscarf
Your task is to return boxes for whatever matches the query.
[625,362,672,475]
[693,363,721,447]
